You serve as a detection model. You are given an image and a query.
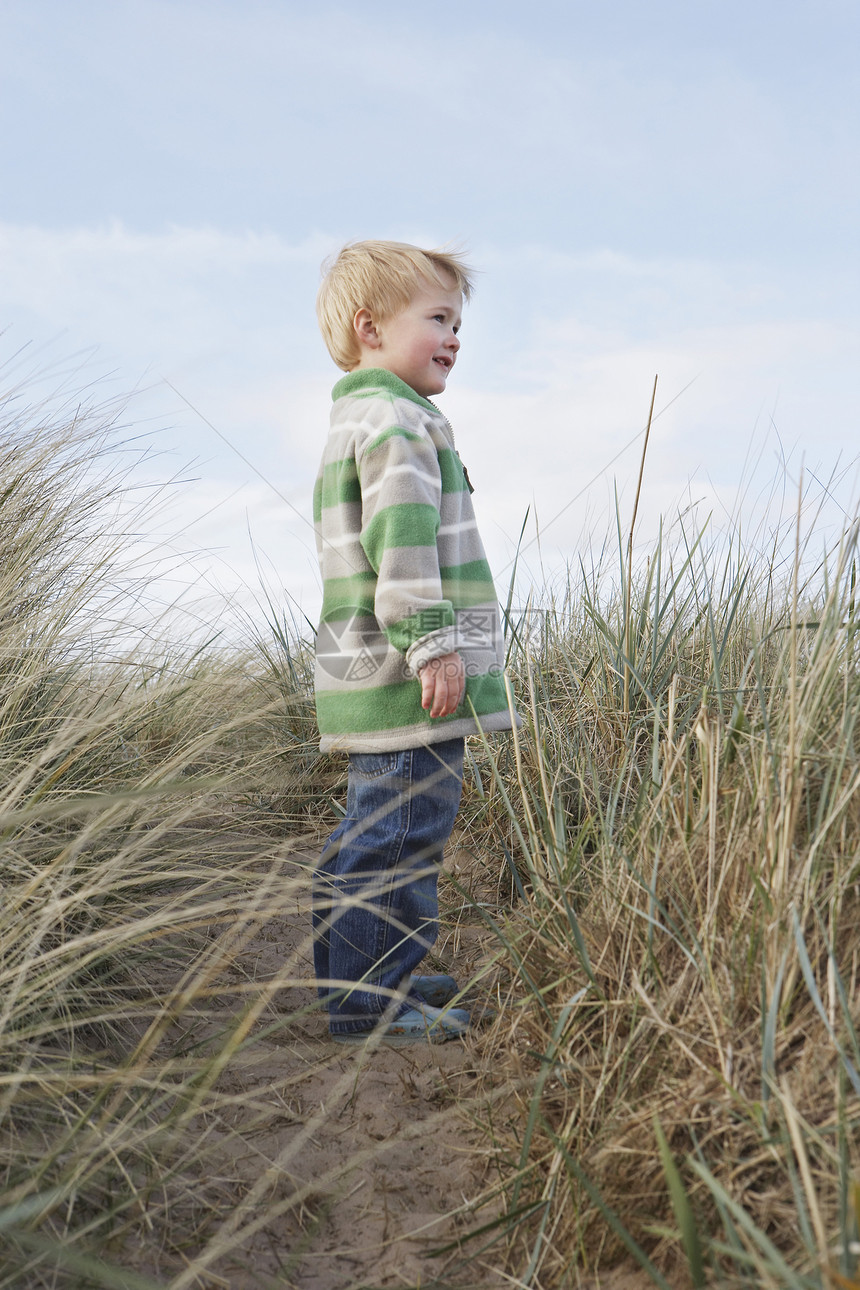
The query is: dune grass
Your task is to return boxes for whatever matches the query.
[4,359,860,1288]
[0,377,332,1287]
[457,486,860,1286]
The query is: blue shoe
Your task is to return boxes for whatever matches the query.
[332,1003,470,1045]
[408,973,459,1007]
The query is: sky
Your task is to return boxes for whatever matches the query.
[1,0,858,640]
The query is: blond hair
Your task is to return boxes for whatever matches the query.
[316,240,475,371]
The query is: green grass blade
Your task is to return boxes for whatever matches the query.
[543,1122,674,1290]
[653,1117,707,1287]
[688,1157,813,1288]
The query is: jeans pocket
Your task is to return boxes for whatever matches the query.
[350,751,400,781]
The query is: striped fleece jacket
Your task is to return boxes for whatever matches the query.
[313,368,516,753]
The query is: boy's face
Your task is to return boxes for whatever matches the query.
[353,276,462,399]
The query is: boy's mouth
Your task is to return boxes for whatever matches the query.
[434,356,453,371]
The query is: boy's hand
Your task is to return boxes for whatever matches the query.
[419,652,465,719]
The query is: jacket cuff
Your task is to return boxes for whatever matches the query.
[404,628,460,678]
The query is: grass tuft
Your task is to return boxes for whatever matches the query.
[461,485,860,1286]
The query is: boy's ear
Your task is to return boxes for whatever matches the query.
[353,308,382,351]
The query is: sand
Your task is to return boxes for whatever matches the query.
[134,840,507,1289]
[127,834,662,1290]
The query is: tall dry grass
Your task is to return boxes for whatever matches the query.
[459,484,860,1286]
[8,355,860,1289]
[0,374,330,1287]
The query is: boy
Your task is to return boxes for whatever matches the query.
[312,240,516,1043]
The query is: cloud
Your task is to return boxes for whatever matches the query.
[1,221,329,360]
[4,2,856,259]
[446,302,860,602]
[3,222,857,634]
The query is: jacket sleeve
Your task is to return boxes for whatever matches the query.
[356,421,460,675]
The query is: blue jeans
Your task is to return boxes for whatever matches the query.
[312,738,464,1036]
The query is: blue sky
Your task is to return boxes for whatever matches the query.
[2,0,858,633]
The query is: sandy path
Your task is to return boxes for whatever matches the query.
[129,833,661,1289]
[156,840,508,1289]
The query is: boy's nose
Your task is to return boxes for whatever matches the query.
[448,332,460,351]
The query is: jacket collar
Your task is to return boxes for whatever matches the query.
[332,368,439,413]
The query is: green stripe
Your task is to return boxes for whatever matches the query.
[316,670,509,735]
[318,459,361,510]
[440,559,496,608]
[332,368,438,413]
[361,503,440,569]
[365,425,422,452]
[466,671,511,717]
[320,562,497,622]
[437,448,468,494]
[346,386,397,403]
[320,571,376,621]
[385,604,455,652]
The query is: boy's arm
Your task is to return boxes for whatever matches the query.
[357,421,462,696]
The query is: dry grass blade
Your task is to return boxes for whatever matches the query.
[7,359,860,1289]
[460,478,860,1287]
